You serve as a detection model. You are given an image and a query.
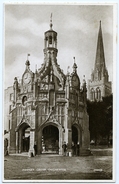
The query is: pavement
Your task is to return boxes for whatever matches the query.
[4,146,113,181]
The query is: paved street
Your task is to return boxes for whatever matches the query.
[4,147,113,180]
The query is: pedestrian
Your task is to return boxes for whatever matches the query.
[34,141,37,156]
[71,142,74,156]
[76,142,80,156]
[74,143,76,156]
[62,141,67,156]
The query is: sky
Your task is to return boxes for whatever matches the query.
[4,4,114,89]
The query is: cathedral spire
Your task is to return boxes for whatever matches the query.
[95,21,106,72]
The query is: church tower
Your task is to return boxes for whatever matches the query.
[88,21,112,101]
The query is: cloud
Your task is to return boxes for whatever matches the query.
[6,35,30,47]
[4,5,113,89]
[5,11,48,38]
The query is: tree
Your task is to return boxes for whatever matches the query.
[87,94,113,145]
[102,94,113,145]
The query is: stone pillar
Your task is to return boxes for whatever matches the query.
[48,37,49,47]
[59,127,63,155]
[18,130,22,153]
[67,113,72,151]
[29,129,35,156]
[64,128,68,145]
[37,129,42,155]
[16,131,19,153]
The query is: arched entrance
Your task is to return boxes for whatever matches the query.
[72,125,78,144]
[42,125,59,154]
[23,127,30,152]
[18,123,30,153]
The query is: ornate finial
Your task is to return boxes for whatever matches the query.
[83,75,86,84]
[73,57,75,63]
[50,13,53,30]
[67,66,70,74]
[25,60,30,66]
[35,64,37,73]
[73,57,77,73]
[26,53,30,67]
[14,77,17,81]
[27,53,30,60]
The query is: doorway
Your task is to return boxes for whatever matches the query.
[42,125,59,154]
[18,123,30,153]
[72,125,78,144]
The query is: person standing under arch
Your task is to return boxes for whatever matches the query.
[62,141,67,156]
[34,141,37,156]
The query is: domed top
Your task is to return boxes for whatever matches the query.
[45,13,57,35]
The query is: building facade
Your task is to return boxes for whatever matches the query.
[8,20,90,155]
[4,86,13,131]
[88,21,112,101]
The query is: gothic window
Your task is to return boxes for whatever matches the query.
[98,71,100,80]
[91,73,94,81]
[98,89,101,101]
[45,37,48,47]
[72,110,74,117]
[93,90,95,101]
[91,89,94,101]
[49,90,54,106]
[96,88,99,100]
[61,106,64,115]
[91,89,96,101]
[49,36,52,44]
[22,96,27,106]
[10,93,13,101]
[75,93,78,107]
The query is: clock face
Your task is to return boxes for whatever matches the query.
[23,73,31,84]
[72,76,79,87]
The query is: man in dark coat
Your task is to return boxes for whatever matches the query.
[34,141,37,156]
[62,141,67,156]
